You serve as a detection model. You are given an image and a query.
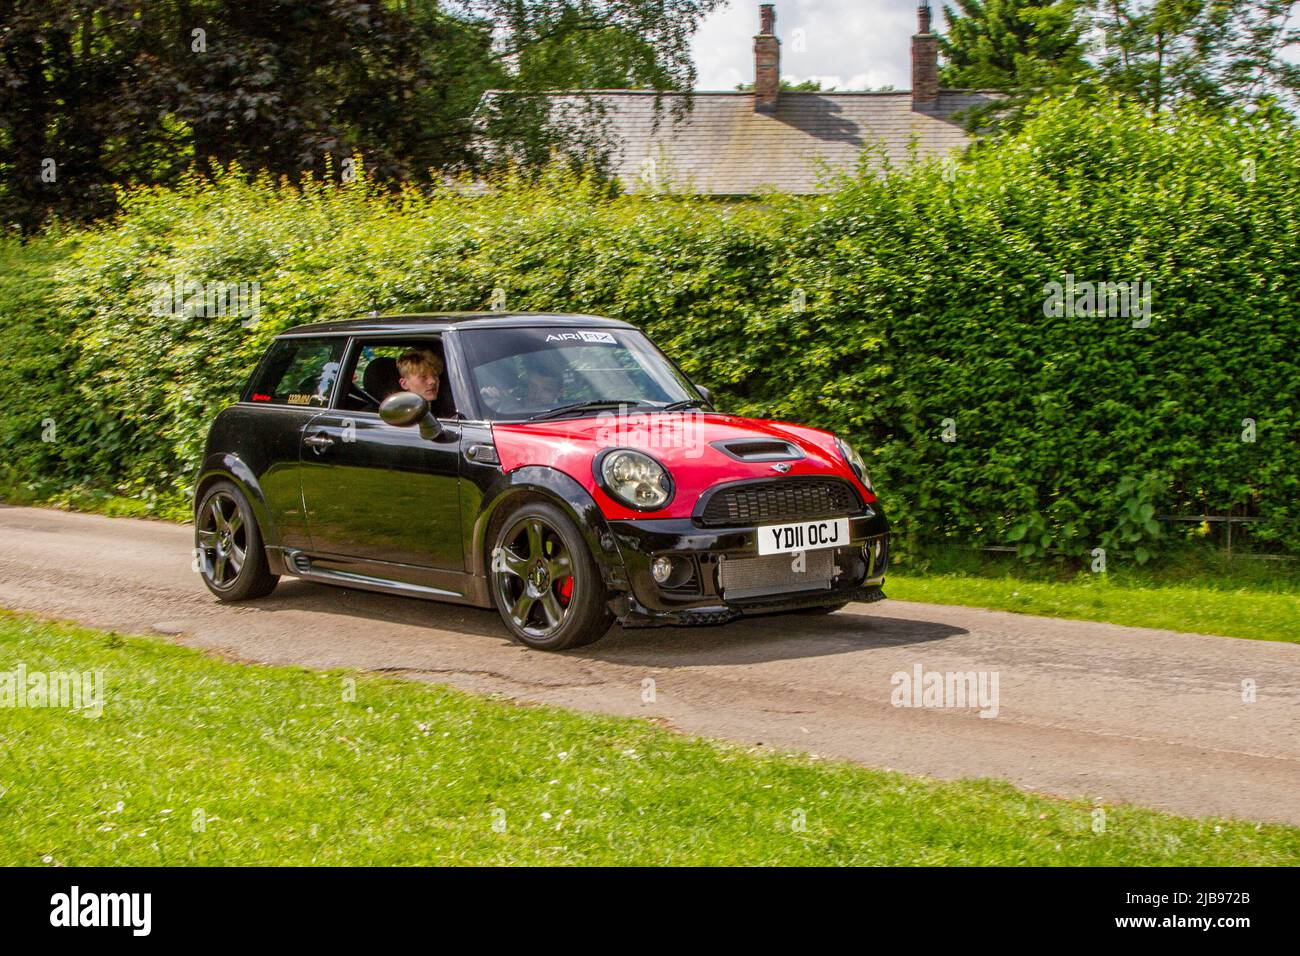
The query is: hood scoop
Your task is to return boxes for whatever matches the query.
[711,438,805,462]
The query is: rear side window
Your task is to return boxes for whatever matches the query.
[243,337,346,406]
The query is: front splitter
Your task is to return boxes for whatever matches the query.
[611,583,886,628]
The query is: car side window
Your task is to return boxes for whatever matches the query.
[244,337,345,406]
[339,337,459,419]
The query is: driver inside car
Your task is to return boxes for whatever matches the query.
[481,360,564,413]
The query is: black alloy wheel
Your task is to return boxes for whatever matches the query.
[490,501,614,650]
[195,481,278,601]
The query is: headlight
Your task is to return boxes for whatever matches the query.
[834,437,873,492]
[597,449,673,510]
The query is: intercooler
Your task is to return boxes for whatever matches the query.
[718,549,835,600]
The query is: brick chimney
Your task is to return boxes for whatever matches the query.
[911,3,939,110]
[753,4,780,113]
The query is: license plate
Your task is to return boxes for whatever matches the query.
[756,517,850,556]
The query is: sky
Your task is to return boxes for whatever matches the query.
[689,0,1300,92]
[690,0,926,92]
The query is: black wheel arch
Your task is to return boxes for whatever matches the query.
[193,454,281,558]
[472,466,630,594]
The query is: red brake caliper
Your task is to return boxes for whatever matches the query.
[557,576,574,606]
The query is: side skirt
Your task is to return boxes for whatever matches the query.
[270,548,492,608]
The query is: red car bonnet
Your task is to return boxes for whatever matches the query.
[491,411,877,521]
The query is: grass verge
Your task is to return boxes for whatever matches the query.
[0,478,188,522]
[1,610,1297,866]
[888,548,1300,644]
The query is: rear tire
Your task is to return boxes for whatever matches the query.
[195,481,279,602]
[489,499,614,650]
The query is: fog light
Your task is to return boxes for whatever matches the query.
[651,556,674,584]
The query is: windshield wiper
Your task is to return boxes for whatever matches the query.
[526,399,650,422]
[662,398,709,412]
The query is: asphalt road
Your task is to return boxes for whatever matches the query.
[2,504,1298,825]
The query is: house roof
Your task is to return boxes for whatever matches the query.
[483,89,997,195]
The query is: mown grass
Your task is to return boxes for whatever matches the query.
[888,547,1300,644]
[1,611,1297,866]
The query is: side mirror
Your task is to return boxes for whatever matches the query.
[379,392,443,440]
[695,385,713,407]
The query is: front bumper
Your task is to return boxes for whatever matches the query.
[603,507,890,627]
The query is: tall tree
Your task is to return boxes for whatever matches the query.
[0,0,724,232]
[467,0,725,174]
[1087,0,1300,113]
[0,1,194,232]
[939,0,1093,130]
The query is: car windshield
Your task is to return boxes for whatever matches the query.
[458,327,701,420]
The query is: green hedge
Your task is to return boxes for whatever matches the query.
[2,95,1297,560]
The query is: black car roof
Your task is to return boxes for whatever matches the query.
[277,312,636,337]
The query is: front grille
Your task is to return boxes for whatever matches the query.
[698,477,862,527]
[719,550,835,600]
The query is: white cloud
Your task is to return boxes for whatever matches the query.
[692,0,922,91]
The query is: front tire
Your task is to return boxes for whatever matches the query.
[195,481,279,601]
[489,500,614,650]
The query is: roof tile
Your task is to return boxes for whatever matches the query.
[492,90,996,194]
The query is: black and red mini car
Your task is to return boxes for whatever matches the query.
[194,313,889,649]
